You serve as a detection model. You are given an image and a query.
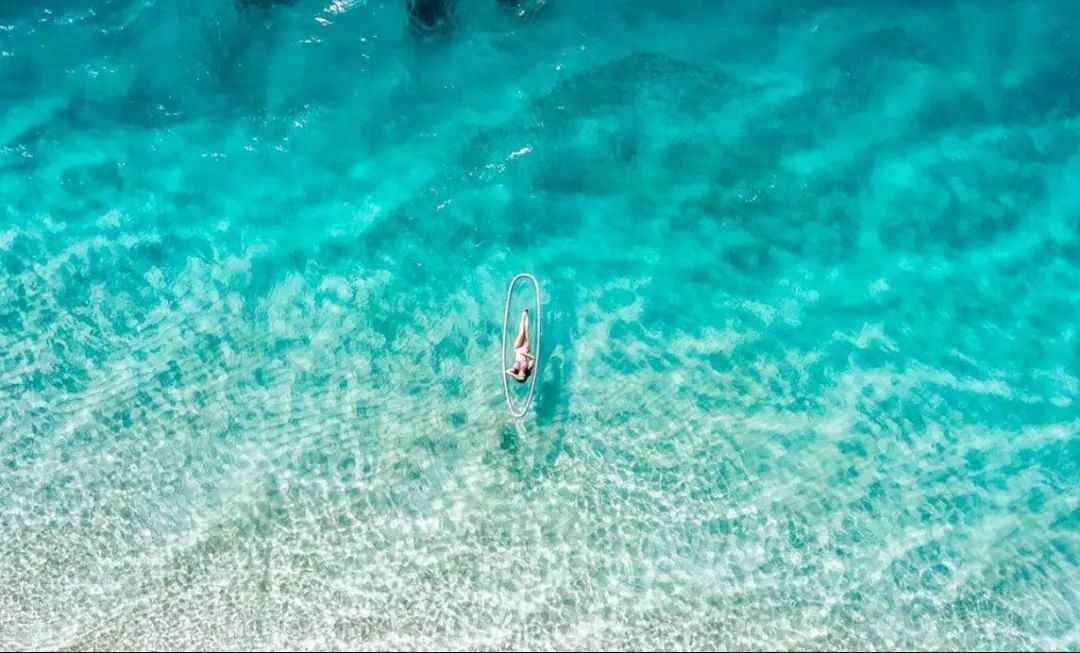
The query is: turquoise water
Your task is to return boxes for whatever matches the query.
[2,0,1079,648]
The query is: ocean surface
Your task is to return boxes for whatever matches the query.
[2,0,1079,649]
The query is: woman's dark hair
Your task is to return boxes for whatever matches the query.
[515,372,528,384]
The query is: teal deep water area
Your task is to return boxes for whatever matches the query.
[2,0,1080,649]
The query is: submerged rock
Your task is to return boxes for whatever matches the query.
[235,0,297,8]
[407,0,456,35]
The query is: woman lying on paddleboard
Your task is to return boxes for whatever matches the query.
[505,309,535,383]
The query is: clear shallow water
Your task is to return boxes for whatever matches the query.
[2,0,1079,649]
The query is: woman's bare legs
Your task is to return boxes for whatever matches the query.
[514,309,530,351]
